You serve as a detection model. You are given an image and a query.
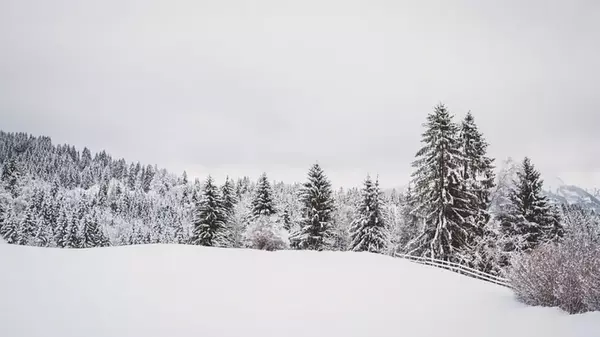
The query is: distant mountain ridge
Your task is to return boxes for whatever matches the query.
[543,179,600,213]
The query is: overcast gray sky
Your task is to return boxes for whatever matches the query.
[1,0,599,188]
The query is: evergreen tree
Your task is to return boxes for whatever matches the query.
[191,176,228,246]
[251,173,276,217]
[0,208,19,244]
[55,210,72,248]
[349,176,388,253]
[498,157,562,253]
[0,197,5,235]
[221,176,237,215]
[81,213,109,248]
[293,163,335,251]
[282,208,292,231]
[181,171,188,185]
[19,208,37,245]
[1,158,21,198]
[459,112,496,225]
[407,104,477,261]
[458,112,497,268]
[142,164,154,192]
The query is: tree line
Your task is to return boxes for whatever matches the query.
[0,105,598,280]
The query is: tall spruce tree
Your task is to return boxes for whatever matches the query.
[55,210,73,248]
[458,112,497,268]
[498,157,562,253]
[221,176,237,216]
[459,112,496,225]
[293,163,335,250]
[19,208,37,245]
[0,208,19,244]
[0,199,5,236]
[349,176,388,253]
[251,173,276,217]
[1,158,21,198]
[408,104,477,261]
[191,176,228,246]
[81,213,109,248]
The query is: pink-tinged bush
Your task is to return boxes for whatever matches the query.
[508,226,600,314]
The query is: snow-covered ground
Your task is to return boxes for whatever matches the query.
[0,244,598,337]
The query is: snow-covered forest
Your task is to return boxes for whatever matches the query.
[1,104,599,313]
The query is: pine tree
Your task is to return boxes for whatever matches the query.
[251,173,276,217]
[459,112,496,225]
[282,208,292,231]
[293,163,335,251]
[498,157,563,253]
[1,158,21,198]
[81,213,109,248]
[407,104,477,261]
[181,171,188,185]
[0,198,5,235]
[458,112,497,268]
[19,208,37,245]
[0,208,19,244]
[142,164,154,192]
[221,176,237,216]
[191,176,228,246]
[55,210,71,248]
[349,176,388,253]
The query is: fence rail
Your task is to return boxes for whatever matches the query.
[394,253,510,288]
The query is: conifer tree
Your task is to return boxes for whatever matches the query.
[349,176,388,253]
[142,164,154,192]
[1,158,21,198]
[459,112,496,225]
[282,208,292,231]
[81,213,109,248]
[251,173,276,217]
[0,208,19,244]
[0,199,5,235]
[19,208,37,245]
[191,176,228,246]
[55,210,72,248]
[221,176,237,216]
[498,157,563,253]
[181,171,188,185]
[293,163,335,250]
[407,104,477,261]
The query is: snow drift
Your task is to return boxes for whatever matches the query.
[0,244,598,337]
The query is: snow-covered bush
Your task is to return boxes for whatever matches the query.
[243,215,289,251]
[508,225,600,314]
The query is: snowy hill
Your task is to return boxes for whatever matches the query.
[0,245,598,337]
[543,182,600,213]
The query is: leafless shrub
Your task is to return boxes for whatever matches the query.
[508,226,600,314]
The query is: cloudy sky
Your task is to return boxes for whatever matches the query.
[1,0,599,188]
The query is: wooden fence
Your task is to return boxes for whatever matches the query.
[394,253,510,288]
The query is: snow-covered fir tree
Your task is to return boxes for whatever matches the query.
[0,214,19,244]
[19,207,37,246]
[221,176,237,215]
[251,173,276,217]
[407,104,477,262]
[458,112,497,268]
[498,157,563,254]
[349,176,388,253]
[1,158,21,198]
[459,112,495,225]
[81,213,110,248]
[387,186,421,255]
[292,163,335,251]
[191,176,228,247]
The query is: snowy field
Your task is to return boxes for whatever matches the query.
[0,244,599,337]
